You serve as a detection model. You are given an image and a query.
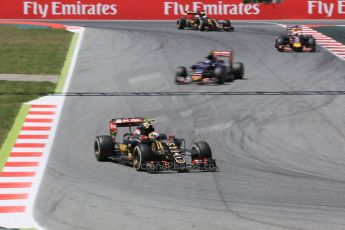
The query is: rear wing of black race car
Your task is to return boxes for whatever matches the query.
[185,10,205,15]
[109,117,144,141]
[110,117,144,127]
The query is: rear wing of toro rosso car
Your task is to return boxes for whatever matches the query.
[212,51,232,57]
[211,50,234,66]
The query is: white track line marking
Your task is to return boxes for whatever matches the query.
[128,72,162,84]
[0,178,35,183]
[15,140,48,144]
[0,188,31,194]
[7,157,44,163]
[26,115,55,119]
[0,200,28,206]
[180,108,193,118]
[195,121,234,135]
[2,167,38,172]
[10,148,44,153]
[19,131,51,135]
[29,108,57,112]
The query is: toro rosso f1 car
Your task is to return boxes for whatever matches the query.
[275,25,316,52]
[177,11,233,32]
[94,117,217,172]
[175,51,244,84]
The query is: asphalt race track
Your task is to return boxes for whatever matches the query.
[35,21,345,230]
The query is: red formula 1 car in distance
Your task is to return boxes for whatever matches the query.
[275,25,316,52]
[94,117,217,172]
[177,11,234,32]
[175,50,244,84]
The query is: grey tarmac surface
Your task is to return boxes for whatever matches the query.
[35,21,345,230]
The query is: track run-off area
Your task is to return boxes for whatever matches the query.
[3,21,345,230]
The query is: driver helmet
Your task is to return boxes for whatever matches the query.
[206,52,217,62]
[291,31,299,36]
[292,26,300,35]
[141,119,155,133]
[206,54,214,60]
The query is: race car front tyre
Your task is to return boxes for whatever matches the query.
[223,20,233,31]
[232,62,244,79]
[176,66,187,77]
[177,163,188,173]
[307,37,316,51]
[199,20,206,31]
[94,135,114,162]
[175,66,187,83]
[177,18,186,29]
[276,37,285,52]
[191,141,212,160]
[133,143,153,171]
[224,20,231,27]
[214,67,226,84]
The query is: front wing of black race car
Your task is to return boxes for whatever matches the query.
[107,147,218,173]
[95,132,218,173]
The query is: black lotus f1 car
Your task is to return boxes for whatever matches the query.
[177,11,233,32]
[94,117,217,172]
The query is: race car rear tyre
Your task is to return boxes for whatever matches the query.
[191,141,212,160]
[199,20,206,31]
[133,143,153,171]
[177,18,186,30]
[232,62,244,79]
[214,67,226,84]
[95,135,114,162]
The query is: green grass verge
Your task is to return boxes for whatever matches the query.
[0,24,73,149]
[0,25,73,148]
[313,26,345,45]
[0,81,56,148]
[55,32,79,93]
[0,104,29,171]
[0,25,73,74]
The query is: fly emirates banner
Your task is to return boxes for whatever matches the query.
[0,0,345,20]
